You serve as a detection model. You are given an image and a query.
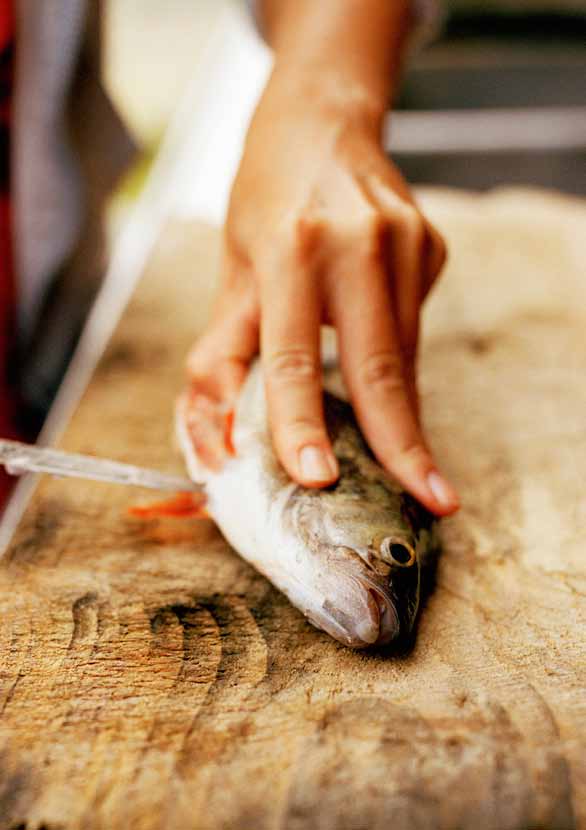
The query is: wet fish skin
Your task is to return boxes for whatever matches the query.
[176,360,438,648]
[286,393,435,643]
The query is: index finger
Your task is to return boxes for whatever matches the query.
[260,258,339,488]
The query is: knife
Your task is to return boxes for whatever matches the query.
[0,439,200,493]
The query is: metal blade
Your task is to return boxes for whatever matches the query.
[0,439,200,493]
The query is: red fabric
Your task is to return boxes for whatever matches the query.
[0,0,18,507]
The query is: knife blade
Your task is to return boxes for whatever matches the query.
[0,439,200,493]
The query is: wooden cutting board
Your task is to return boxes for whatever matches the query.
[1,188,585,830]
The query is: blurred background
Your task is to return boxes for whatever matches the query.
[3,0,584,538]
[394,3,586,193]
[104,0,586,213]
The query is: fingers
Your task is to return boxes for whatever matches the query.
[185,256,259,472]
[388,206,424,356]
[386,207,447,419]
[386,206,425,417]
[261,248,339,488]
[330,253,458,516]
[421,218,448,299]
[186,275,259,404]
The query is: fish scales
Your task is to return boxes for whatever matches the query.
[176,352,437,648]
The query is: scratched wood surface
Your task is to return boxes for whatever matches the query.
[1,188,585,830]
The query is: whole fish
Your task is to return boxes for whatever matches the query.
[176,345,438,648]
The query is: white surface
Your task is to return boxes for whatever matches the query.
[105,0,237,144]
[168,6,272,223]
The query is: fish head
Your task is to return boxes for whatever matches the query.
[286,421,436,648]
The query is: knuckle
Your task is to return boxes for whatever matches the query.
[236,291,260,327]
[423,215,446,250]
[432,233,448,273]
[395,205,425,245]
[223,220,238,253]
[223,221,250,267]
[186,359,214,390]
[383,204,430,264]
[400,204,422,229]
[423,231,448,292]
[392,440,429,469]
[363,210,387,236]
[266,348,320,383]
[187,362,202,381]
[358,350,404,391]
[278,415,325,436]
[185,344,206,377]
[279,216,323,262]
[356,213,388,262]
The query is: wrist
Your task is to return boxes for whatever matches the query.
[267,58,389,134]
[265,0,409,107]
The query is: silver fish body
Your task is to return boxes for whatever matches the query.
[176,357,438,648]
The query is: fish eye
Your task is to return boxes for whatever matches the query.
[379,537,416,568]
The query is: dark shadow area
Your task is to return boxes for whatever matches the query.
[367,538,441,661]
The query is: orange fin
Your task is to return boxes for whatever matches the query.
[182,392,236,471]
[224,409,236,457]
[128,491,209,520]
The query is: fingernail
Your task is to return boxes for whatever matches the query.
[299,445,338,483]
[427,470,459,510]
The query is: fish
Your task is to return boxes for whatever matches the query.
[175,334,438,648]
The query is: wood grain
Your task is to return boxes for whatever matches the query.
[1,188,585,830]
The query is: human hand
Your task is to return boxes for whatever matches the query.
[187,66,459,516]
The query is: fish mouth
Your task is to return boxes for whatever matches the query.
[366,585,401,646]
[351,569,419,648]
[359,575,402,646]
[317,574,401,648]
